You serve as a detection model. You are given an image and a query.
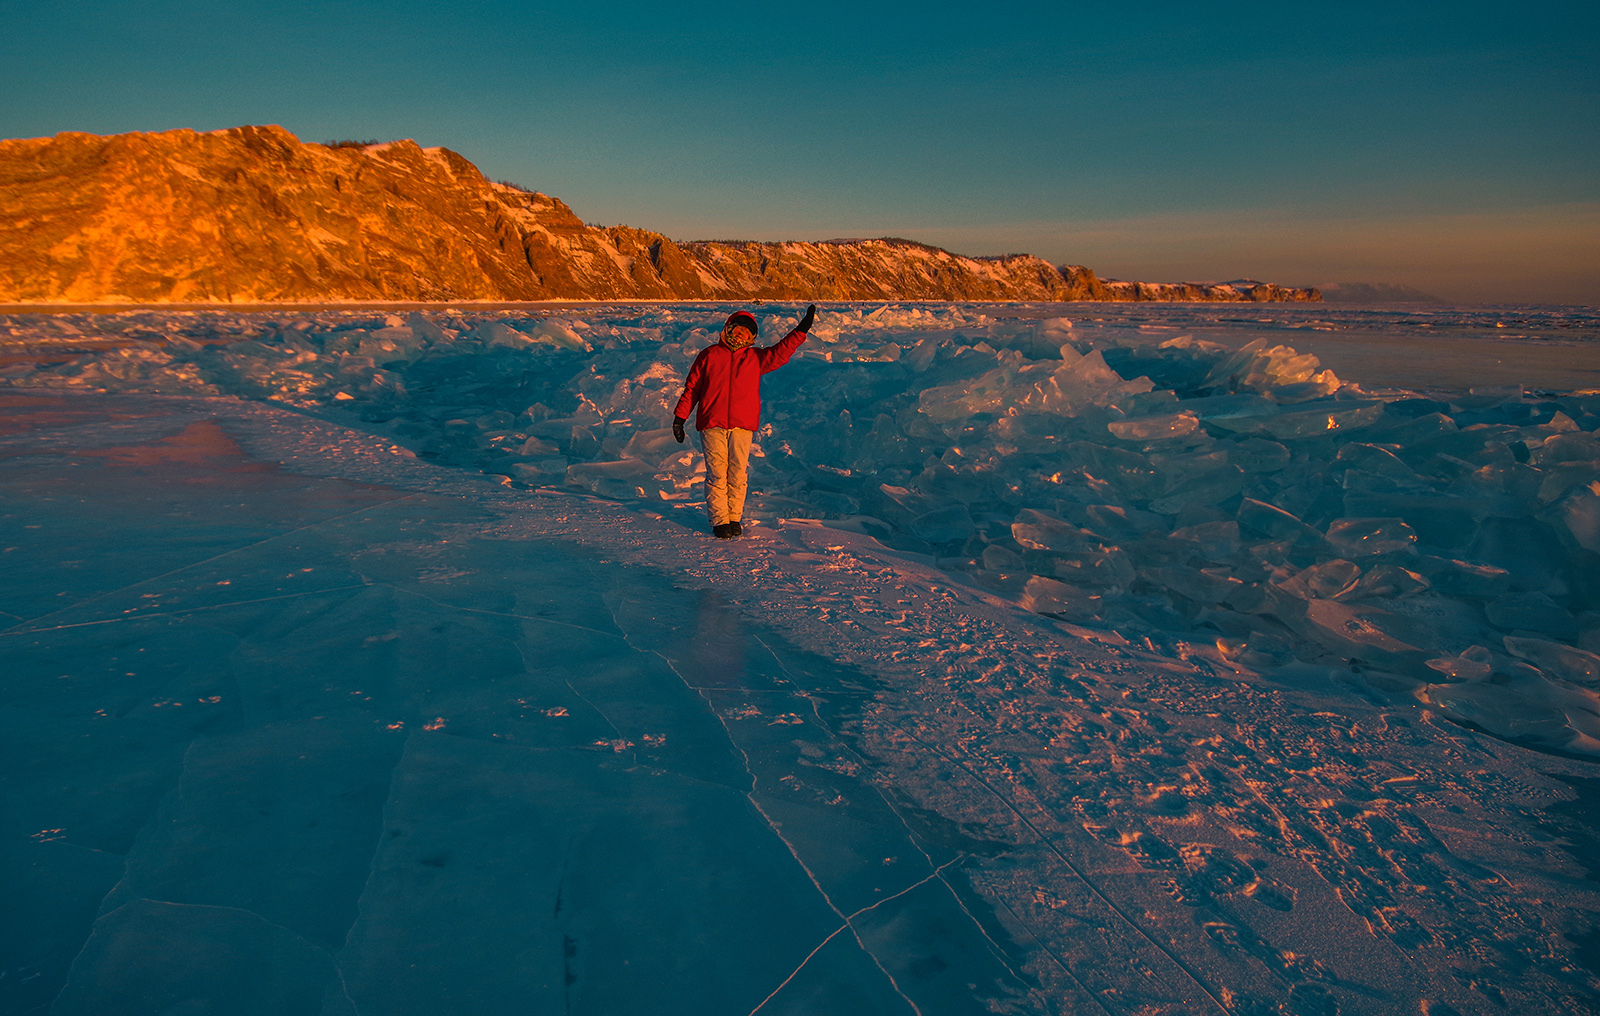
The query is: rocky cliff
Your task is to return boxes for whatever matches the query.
[0,126,1321,304]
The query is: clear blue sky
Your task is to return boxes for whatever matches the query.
[4,1,1597,302]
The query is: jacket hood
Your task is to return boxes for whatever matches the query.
[721,311,758,349]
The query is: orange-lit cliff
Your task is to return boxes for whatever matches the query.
[0,126,1321,304]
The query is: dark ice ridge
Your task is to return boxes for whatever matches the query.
[3,302,1599,755]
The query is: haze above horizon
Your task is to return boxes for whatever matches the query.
[3,1,1596,303]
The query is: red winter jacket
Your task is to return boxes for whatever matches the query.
[674,329,808,431]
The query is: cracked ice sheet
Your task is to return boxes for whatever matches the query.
[3,393,1599,1016]
[2,395,1033,1016]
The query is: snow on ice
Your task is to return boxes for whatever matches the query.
[3,302,1600,1014]
[6,303,1597,758]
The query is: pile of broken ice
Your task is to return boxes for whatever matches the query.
[4,304,1599,754]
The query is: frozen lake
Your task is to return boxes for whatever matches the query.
[5,395,1037,1014]
[4,302,1600,1013]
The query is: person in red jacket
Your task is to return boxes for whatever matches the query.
[673,304,816,538]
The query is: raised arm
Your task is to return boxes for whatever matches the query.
[755,304,816,373]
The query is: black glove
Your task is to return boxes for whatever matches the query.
[798,304,816,333]
[672,417,686,443]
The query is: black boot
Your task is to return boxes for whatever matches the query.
[712,523,735,539]
[728,520,743,537]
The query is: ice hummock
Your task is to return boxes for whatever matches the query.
[5,302,1600,756]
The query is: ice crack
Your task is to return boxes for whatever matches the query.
[1,492,417,635]
[746,856,962,1016]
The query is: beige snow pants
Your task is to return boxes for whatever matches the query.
[699,427,753,526]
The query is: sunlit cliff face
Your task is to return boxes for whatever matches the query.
[0,126,1323,304]
[721,324,755,349]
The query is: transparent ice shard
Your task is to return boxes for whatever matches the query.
[1337,442,1421,479]
[872,484,938,530]
[1209,401,1386,441]
[511,459,569,482]
[916,356,1020,422]
[1084,503,1168,538]
[1149,448,1232,492]
[1168,519,1241,558]
[618,427,680,465]
[1532,431,1600,466]
[1147,565,1245,605]
[1451,385,1523,411]
[1067,443,1163,501]
[654,448,704,482]
[1413,555,1512,599]
[1177,392,1279,421]
[1467,517,1570,595]
[567,425,602,460]
[1554,482,1600,552]
[1503,636,1600,688]
[407,311,449,344]
[515,436,562,458]
[1237,498,1317,541]
[1296,599,1430,671]
[1106,411,1199,442]
[900,335,941,372]
[1147,469,1245,515]
[1010,349,1153,416]
[565,459,660,498]
[1418,669,1600,755]
[1046,545,1135,589]
[1229,438,1292,473]
[1425,645,1494,681]
[517,319,592,351]
[980,543,1023,571]
[1216,629,1296,669]
[1334,564,1431,601]
[1267,370,1342,404]
[1453,462,1541,505]
[910,503,973,544]
[1537,461,1600,505]
[1058,350,1156,406]
[1485,592,1579,638]
[1020,575,1102,620]
[1325,518,1418,557]
[849,414,907,473]
[1199,338,1332,394]
[361,326,425,364]
[1011,509,1103,552]
[1339,493,1481,550]
[1291,559,1363,600]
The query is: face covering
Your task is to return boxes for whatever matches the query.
[722,325,755,349]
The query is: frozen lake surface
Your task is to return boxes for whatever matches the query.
[5,396,1032,1015]
[4,303,1600,1013]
